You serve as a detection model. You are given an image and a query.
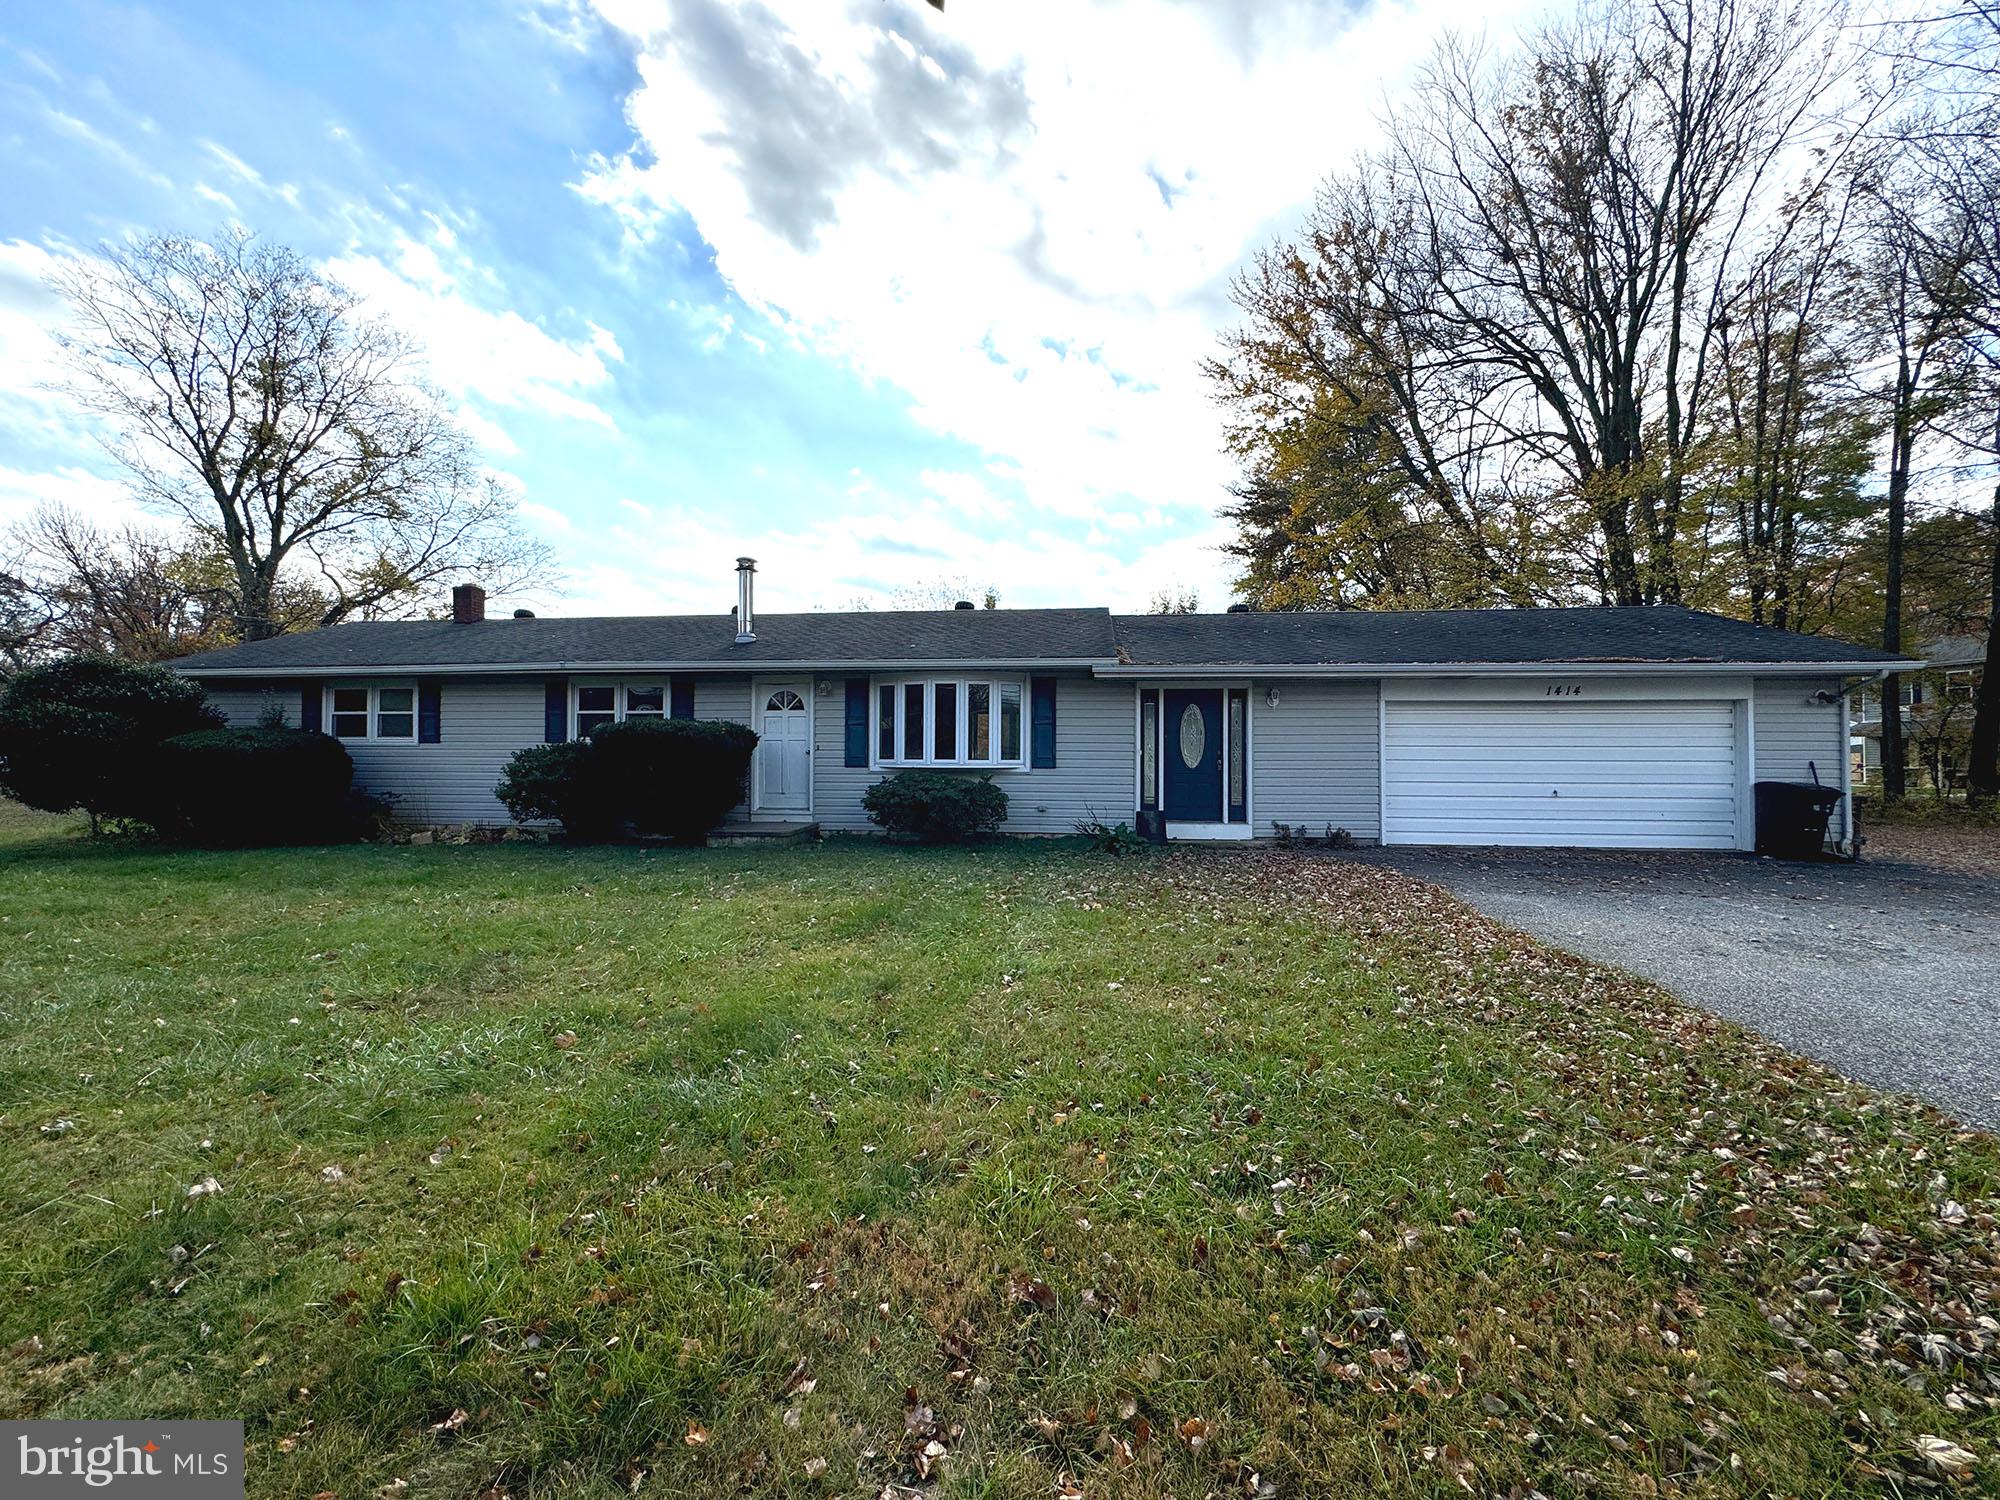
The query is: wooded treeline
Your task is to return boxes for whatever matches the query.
[1209,0,2000,799]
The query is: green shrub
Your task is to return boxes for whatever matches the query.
[495,740,614,839]
[1073,815,1148,855]
[589,717,759,842]
[152,726,355,845]
[493,719,759,843]
[0,656,220,829]
[862,770,1008,843]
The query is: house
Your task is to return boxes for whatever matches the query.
[1850,633,1986,789]
[170,560,1917,852]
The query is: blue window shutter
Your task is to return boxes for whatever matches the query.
[844,678,868,767]
[1030,677,1057,768]
[671,678,695,719]
[300,682,322,733]
[544,678,568,742]
[418,680,442,743]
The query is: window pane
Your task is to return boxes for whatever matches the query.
[577,686,615,712]
[998,682,1022,761]
[1140,695,1157,807]
[577,713,614,736]
[625,685,665,716]
[376,713,415,740]
[377,687,414,714]
[967,683,992,762]
[878,684,896,761]
[903,683,925,760]
[331,713,368,740]
[1227,691,1245,816]
[933,681,958,761]
[333,688,368,714]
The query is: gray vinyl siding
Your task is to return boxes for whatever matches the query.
[1753,675,1851,843]
[1249,678,1381,841]
[813,672,1132,834]
[203,683,302,730]
[204,676,547,826]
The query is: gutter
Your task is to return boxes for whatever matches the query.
[179,657,1925,683]
[177,657,1118,678]
[1090,659,1925,679]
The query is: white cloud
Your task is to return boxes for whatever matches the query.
[324,234,622,431]
[561,490,1236,616]
[0,462,148,533]
[574,0,1540,541]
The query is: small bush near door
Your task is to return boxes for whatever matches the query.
[863,770,1008,843]
[591,718,758,841]
[494,719,759,843]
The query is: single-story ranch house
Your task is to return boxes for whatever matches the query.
[171,561,1917,852]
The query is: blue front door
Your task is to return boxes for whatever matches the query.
[1162,689,1224,822]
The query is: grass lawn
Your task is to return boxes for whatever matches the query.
[1,801,1996,1498]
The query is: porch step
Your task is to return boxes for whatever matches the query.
[708,821,820,848]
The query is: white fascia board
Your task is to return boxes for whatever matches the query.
[1094,660,1923,679]
[179,657,1113,678]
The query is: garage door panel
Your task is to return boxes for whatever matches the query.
[1382,699,1742,850]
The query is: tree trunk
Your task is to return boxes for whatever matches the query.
[1968,461,2000,803]
[1880,357,1914,802]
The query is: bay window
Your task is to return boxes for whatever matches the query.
[874,677,1027,768]
[327,683,416,743]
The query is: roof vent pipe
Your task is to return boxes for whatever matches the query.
[953,600,974,610]
[513,608,535,619]
[1226,602,1251,613]
[735,557,757,643]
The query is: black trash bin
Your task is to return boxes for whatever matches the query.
[1753,780,1842,859]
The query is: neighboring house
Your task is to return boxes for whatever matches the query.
[1849,633,1986,789]
[170,560,1916,852]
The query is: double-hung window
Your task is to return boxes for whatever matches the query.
[327,683,416,743]
[873,677,1025,768]
[574,681,668,737]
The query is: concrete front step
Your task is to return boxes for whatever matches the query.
[707,821,821,848]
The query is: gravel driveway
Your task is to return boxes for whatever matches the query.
[1351,843,2000,1130]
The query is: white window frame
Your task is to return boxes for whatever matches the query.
[571,680,670,738]
[325,681,419,744]
[871,676,1027,770]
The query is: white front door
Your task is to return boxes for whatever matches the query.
[754,682,811,815]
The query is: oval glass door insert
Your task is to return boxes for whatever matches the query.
[1178,703,1205,769]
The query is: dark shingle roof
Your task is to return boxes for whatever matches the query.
[172,608,1120,673]
[173,602,1906,676]
[1110,606,1903,667]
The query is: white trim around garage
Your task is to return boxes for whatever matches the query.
[1380,686,1755,851]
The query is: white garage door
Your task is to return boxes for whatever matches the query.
[1383,700,1741,849]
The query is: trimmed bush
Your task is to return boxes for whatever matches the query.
[495,740,613,839]
[493,719,758,843]
[0,656,221,828]
[152,727,355,845]
[590,717,759,842]
[862,770,1008,843]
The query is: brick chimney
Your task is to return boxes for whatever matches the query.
[452,583,487,624]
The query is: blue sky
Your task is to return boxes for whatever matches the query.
[0,0,1523,616]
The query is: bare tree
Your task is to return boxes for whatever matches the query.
[51,231,551,641]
